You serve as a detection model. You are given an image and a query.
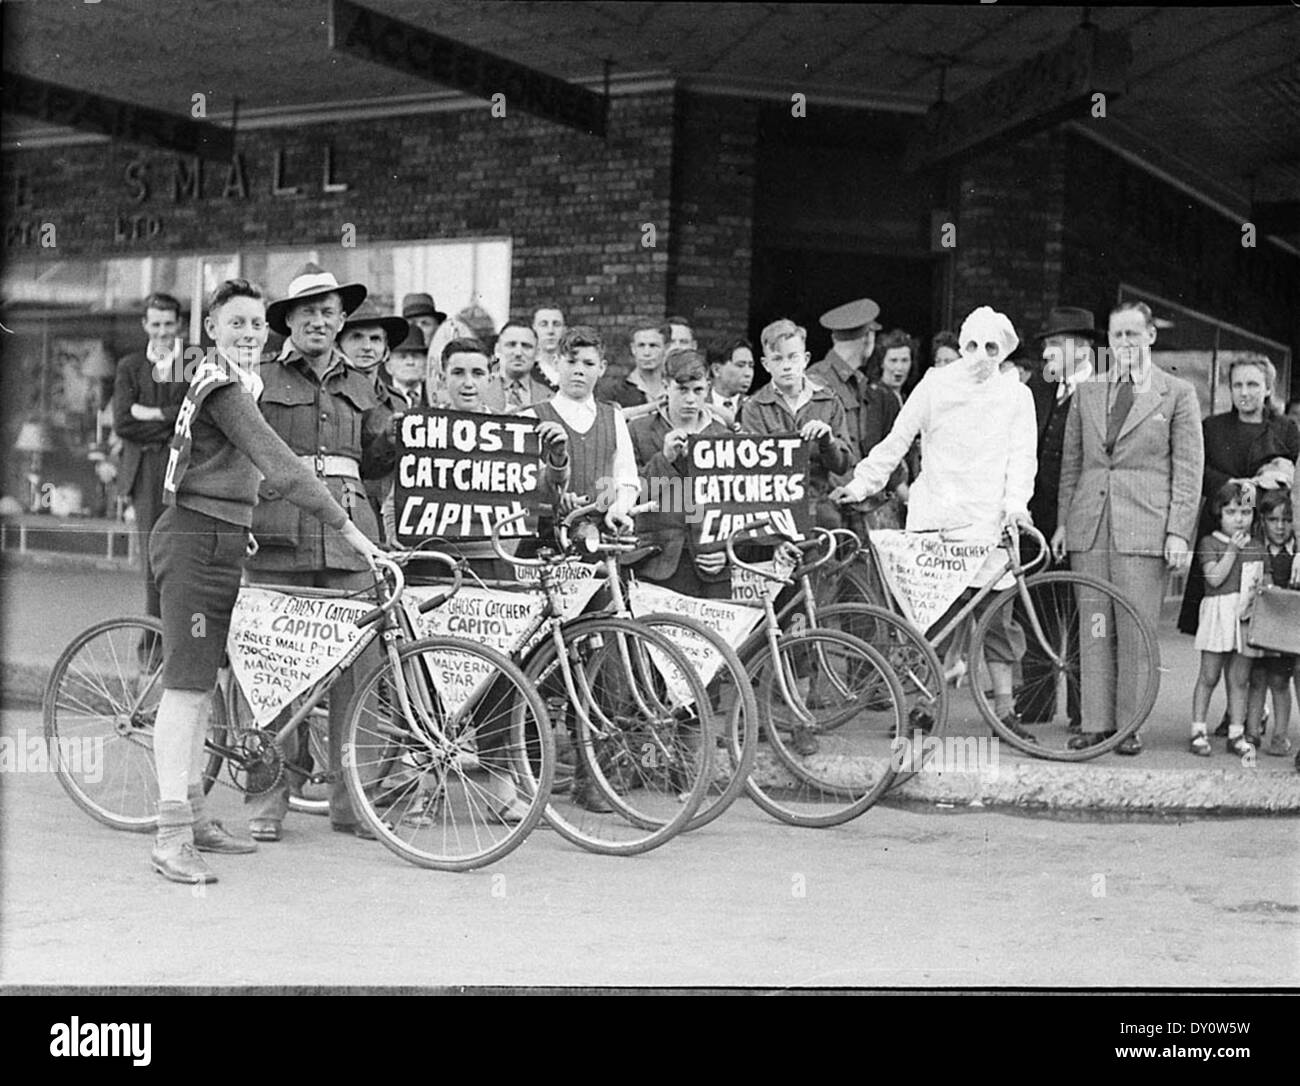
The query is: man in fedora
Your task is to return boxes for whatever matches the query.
[338,301,409,529]
[244,262,396,841]
[809,297,904,532]
[1014,306,1099,731]
[401,292,447,344]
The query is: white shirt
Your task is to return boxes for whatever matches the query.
[844,364,1037,543]
[520,395,640,516]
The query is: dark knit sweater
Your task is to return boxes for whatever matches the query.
[172,383,347,531]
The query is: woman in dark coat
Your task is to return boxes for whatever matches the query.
[1177,354,1300,635]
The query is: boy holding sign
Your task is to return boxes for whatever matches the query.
[739,319,851,531]
[524,326,641,536]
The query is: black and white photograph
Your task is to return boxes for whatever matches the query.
[1,0,1296,1028]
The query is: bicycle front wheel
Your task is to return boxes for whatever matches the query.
[639,613,759,832]
[43,617,164,832]
[527,617,714,855]
[743,629,905,827]
[970,571,1160,760]
[812,603,948,784]
[343,638,554,871]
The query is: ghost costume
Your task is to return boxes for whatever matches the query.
[841,307,1038,587]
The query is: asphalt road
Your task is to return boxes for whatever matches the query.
[3,706,1296,989]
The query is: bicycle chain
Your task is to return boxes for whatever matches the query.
[206,726,285,796]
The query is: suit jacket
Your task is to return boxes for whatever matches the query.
[1025,372,1078,532]
[112,351,188,497]
[1058,365,1204,556]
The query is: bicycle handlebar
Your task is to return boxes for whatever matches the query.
[722,518,833,586]
[353,554,407,627]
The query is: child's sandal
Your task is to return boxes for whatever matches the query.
[1189,734,1212,757]
[1226,735,1254,758]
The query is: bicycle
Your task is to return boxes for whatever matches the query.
[434,506,716,855]
[821,522,1161,760]
[554,502,761,832]
[44,552,556,870]
[718,519,910,827]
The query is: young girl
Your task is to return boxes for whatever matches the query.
[1255,489,1299,757]
[1189,480,1266,756]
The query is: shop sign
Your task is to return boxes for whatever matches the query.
[904,27,1130,172]
[2,72,233,159]
[328,0,607,137]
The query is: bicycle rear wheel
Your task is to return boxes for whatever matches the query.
[970,571,1160,760]
[742,629,904,827]
[526,617,714,855]
[342,637,553,871]
[811,602,948,784]
[639,613,759,832]
[43,617,164,832]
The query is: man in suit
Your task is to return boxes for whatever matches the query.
[487,320,554,412]
[706,338,754,426]
[1054,300,1204,755]
[113,292,189,619]
[1016,307,1097,729]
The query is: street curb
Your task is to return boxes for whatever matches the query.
[750,751,1300,816]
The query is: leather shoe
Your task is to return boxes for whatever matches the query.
[248,819,282,842]
[999,711,1038,745]
[570,780,614,814]
[1067,730,1114,751]
[332,821,376,840]
[193,819,257,854]
[788,726,820,756]
[1115,733,1143,756]
[151,842,218,884]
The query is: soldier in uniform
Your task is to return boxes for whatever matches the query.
[808,298,905,534]
[243,264,397,842]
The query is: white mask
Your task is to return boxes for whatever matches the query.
[958,307,1019,384]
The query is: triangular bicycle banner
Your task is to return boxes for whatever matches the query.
[401,569,603,713]
[869,530,995,633]
[226,587,375,726]
[628,580,764,706]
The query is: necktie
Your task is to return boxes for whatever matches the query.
[1103,376,1133,456]
[507,381,525,409]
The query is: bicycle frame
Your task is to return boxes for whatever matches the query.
[840,523,1057,666]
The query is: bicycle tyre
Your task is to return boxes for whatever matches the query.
[342,637,553,871]
[526,617,714,856]
[812,602,948,784]
[638,612,759,832]
[742,628,905,828]
[969,570,1160,761]
[43,617,164,832]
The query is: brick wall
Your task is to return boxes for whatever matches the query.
[3,91,684,342]
[664,90,758,348]
[952,129,1067,344]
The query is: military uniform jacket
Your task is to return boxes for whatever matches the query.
[246,345,395,571]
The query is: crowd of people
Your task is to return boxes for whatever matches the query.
[110,262,1300,884]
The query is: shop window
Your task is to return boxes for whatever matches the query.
[1117,285,1293,418]
[1,237,510,519]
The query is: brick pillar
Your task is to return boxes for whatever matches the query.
[952,128,1066,339]
[665,90,759,346]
